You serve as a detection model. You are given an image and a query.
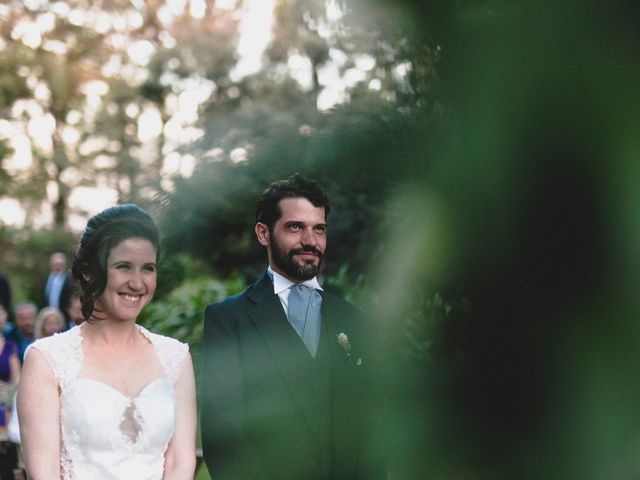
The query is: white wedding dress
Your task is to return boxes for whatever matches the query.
[26,325,189,480]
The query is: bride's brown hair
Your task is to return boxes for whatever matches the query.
[71,204,159,321]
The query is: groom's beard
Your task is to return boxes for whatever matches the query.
[270,237,324,282]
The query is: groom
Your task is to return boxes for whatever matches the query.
[201,174,382,480]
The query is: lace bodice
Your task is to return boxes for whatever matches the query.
[27,325,189,480]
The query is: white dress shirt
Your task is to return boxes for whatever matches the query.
[45,272,65,308]
[267,266,323,319]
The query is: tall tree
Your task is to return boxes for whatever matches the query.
[0,0,243,227]
[0,1,115,226]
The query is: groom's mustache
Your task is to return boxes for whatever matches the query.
[290,247,323,258]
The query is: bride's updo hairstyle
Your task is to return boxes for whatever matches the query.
[71,204,159,321]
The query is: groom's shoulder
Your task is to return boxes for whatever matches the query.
[203,279,264,337]
[205,287,248,313]
[204,276,263,316]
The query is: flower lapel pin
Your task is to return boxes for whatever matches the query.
[336,332,362,366]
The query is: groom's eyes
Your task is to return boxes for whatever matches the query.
[283,222,326,234]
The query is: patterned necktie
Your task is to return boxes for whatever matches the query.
[287,284,322,357]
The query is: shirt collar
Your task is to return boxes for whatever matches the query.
[267,266,323,295]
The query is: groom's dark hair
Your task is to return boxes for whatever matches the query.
[256,173,330,230]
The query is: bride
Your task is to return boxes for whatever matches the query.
[17,204,196,479]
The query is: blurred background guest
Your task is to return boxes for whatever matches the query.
[41,253,72,321]
[0,272,10,315]
[0,306,10,340]
[7,306,64,458]
[34,307,65,339]
[0,305,19,385]
[5,303,36,363]
[63,293,84,327]
[0,304,19,479]
[0,303,19,430]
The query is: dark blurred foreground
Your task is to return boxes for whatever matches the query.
[362,1,640,479]
[162,1,640,478]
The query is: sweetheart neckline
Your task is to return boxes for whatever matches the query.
[72,377,169,400]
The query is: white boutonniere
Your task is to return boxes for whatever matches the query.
[336,332,362,366]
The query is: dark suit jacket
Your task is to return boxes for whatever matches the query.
[201,273,382,480]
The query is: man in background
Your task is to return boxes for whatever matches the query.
[6,302,36,361]
[42,252,73,324]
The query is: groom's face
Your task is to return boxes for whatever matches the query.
[256,197,327,282]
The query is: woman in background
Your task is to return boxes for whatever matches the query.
[34,306,65,339]
[8,306,64,443]
[17,204,196,479]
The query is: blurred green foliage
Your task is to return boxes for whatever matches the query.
[356,1,640,479]
[138,274,245,380]
[0,226,76,306]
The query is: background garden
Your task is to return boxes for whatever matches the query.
[2,0,640,478]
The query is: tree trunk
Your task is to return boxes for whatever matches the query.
[52,130,68,228]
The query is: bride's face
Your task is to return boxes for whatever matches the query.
[95,237,157,323]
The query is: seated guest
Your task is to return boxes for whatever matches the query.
[0,304,19,478]
[0,305,11,337]
[8,306,63,450]
[34,307,65,339]
[63,293,84,327]
[0,272,11,315]
[5,303,36,362]
[0,305,19,385]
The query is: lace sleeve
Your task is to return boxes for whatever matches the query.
[141,328,189,385]
[25,328,82,388]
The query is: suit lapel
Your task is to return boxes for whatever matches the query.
[246,274,322,440]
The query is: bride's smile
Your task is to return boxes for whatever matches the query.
[96,237,157,323]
